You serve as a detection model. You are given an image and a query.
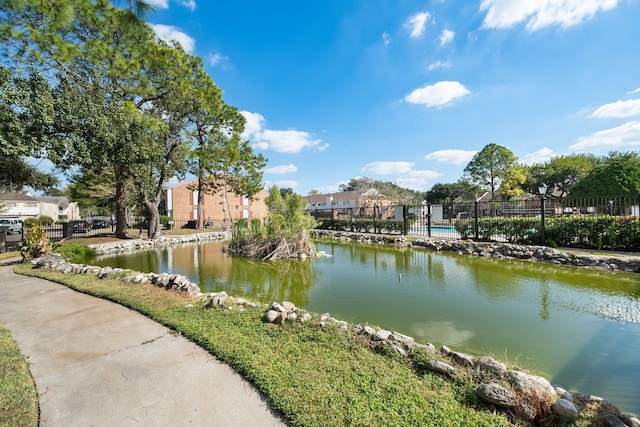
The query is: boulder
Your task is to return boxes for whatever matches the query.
[509,370,555,401]
[425,360,455,376]
[553,398,579,421]
[475,383,517,408]
[601,414,626,427]
[477,355,506,375]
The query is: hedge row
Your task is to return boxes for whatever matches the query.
[454,215,640,250]
[316,218,404,234]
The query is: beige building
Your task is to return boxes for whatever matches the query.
[161,179,269,227]
[305,189,397,219]
[0,191,79,221]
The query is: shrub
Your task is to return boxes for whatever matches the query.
[56,241,97,263]
[19,224,62,262]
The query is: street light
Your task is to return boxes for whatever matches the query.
[608,199,614,216]
[538,183,548,246]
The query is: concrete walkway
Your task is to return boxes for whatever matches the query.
[0,259,287,427]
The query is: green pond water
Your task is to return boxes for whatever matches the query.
[91,241,640,415]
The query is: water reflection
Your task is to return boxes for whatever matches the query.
[92,240,640,415]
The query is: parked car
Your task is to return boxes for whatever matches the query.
[91,219,110,229]
[71,220,91,233]
[0,218,23,235]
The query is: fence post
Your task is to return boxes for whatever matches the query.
[0,227,6,253]
[474,201,479,240]
[427,202,432,238]
[62,222,74,239]
[403,205,408,235]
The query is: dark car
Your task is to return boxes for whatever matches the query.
[71,220,90,233]
[91,219,109,229]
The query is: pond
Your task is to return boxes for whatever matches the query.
[90,241,640,415]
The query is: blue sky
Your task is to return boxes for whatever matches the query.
[147,0,640,195]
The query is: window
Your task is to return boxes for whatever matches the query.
[25,202,37,207]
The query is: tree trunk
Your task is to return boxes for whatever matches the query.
[196,168,205,230]
[114,174,128,239]
[145,199,161,239]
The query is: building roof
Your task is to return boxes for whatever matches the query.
[0,191,39,202]
[37,196,70,208]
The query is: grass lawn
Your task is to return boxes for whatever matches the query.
[13,263,523,427]
[0,326,38,427]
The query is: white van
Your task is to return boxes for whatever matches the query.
[0,218,23,235]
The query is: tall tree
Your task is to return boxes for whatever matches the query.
[0,66,59,190]
[525,154,601,200]
[1,1,196,238]
[426,181,480,203]
[463,143,518,199]
[569,152,640,197]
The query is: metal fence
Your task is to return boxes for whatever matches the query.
[311,194,640,251]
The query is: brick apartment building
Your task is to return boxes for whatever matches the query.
[161,179,269,227]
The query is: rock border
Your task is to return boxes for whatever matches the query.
[311,230,640,273]
[28,232,640,426]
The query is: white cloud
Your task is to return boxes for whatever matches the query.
[520,147,556,165]
[150,24,195,53]
[362,161,415,175]
[570,121,640,151]
[480,0,618,31]
[591,99,640,118]
[405,81,470,108]
[240,111,323,153]
[629,88,640,94]
[382,31,391,45]
[207,53,229,67]
[273,180,299,189]
[265,164,298,174]
[260,130,321,153]
[396,170,442,191]
[146,0,169,8]
[252,141,269,150]
[240,111,266,140]
[179,0,196,11]
[427,60,452,71]
[424,149,477,164]
[405,12,431,38]
[439,29,455,46]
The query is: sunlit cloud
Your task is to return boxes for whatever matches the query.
[382,31,391,45]
[405,81,470,108]
[179,0,196,11]
[480,0,618,31]
[570,121,640,151]
[424,149,477,164]
[521,147,556,165]
[240,111,266,140]
[146,0,169,8]
[427,60,452,71]
[361,161,415,175]
[240,111,323,153]
[150,24,195,53]
[265,164,298,174]
[405,12,431,38]
[258,130,320,153]
[439,29,455,46]
[207,53,229,67]
[591,99,640,118]
[396,170,442,191]
[272,180,299,189]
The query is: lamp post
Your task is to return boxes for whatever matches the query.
[608,199,613,216]
[538,183,547,245]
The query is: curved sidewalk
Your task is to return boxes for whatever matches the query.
[0,260,286,427]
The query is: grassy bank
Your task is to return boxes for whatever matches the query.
[13,263,520,427]
[0,325,38,427]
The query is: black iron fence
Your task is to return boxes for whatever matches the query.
[311,194,640,251]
